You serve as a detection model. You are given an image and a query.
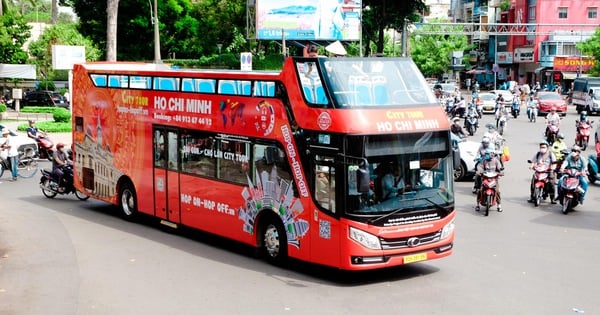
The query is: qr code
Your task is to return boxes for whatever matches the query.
[319,220,331,239]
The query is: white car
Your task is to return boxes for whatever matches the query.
[477,92,497,114]
[454,139,480,181]
[0,124,39,158]
[490,89,516,108]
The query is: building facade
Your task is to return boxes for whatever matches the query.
[449,0,597,91]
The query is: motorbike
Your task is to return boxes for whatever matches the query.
[39,164,89,200]
[575,120,594,151]
[475,170,501,216]
[474,100,483,118]
[511,99,520,118]
[33,134,55,161]
[557,168,584,214]
[526,104,538,122]
[587,143,600,184]
[464,108,479,136]
[527,162,553,207]
[545,123,560,145]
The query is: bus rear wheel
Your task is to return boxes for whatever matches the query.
[259,216,288,265]
[119,182,137,220]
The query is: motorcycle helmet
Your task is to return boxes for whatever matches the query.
[580,111,587,121]
[481,137,490,147]
[571,145,582,153]
[557,133,565,140]
[540,141,549,147]
[484,148,495,161]
[56,143,65,149]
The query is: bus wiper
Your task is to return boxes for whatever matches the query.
[367,205,412,225]
[367,197,447,225]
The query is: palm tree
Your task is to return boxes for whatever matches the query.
[106,0,119,61]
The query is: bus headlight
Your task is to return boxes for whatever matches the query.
[349,227,381,250]
[441,220,455,240]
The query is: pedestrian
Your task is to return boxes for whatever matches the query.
[1,128,18,181]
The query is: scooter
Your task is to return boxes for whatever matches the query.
[34,134,55,161]
[40,165,89,200]
[557,168,584,214]
[527,161,552,207]
[526,104,537,122]
[587,142,600,184]
[464,107,479,136]
[546,123,560,145]
[511,99,520,118]
[575,120,594,151]
[475,170,501,216]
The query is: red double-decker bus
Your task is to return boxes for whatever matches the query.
[71,57,455,270]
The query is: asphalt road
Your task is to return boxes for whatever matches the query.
[1,106,599,315]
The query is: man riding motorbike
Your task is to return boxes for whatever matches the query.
[575,111,593,149]
[52,143,73,193]
[475,148,504,212]
[472,136,492,193]
[451,116,468,139]
[545,107,561,143]
[528,141,557,204]
[557,145,588,205]
[26,120,45,140]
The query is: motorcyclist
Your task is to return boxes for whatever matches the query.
[545,107,561,141]
[558,145,588,205]
[475,147,504,212]
[528,141,557,204]
[455,96,467,117]
[472,136,492,193]
[26,120,46,140]
[575,111,592,132]
[551,133,568,161]
[526,95,537,120]
[52,142,73,192]
[451,117,468,139]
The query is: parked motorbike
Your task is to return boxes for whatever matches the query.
[464,108,479,136]
[526,104,538,122]
[475,170,501,216]
[575,120,594,151]
[511,99,520,118]
[587,143,600,184]
[527,161,552,207]
[557,168,584,214]
[33,134,55,161]
[546,123,560,145]
[39,165,89,200]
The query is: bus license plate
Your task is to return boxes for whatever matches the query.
[403,253,427,264]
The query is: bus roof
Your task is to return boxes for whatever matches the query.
[75,62,281,78]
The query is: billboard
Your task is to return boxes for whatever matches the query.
[256,0,362,41]
[52,45,86,70]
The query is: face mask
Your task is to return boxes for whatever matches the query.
[540,148,547,154]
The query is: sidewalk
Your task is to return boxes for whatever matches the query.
[1,109,72,148]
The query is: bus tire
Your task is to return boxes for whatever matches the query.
[119,181,138,221]
[258,214,288,266]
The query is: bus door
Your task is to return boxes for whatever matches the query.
[153,127,181,223]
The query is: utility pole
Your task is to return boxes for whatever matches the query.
[153,0,161,63]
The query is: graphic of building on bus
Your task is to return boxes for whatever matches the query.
[75,113,122,197]
[238,170,308,247]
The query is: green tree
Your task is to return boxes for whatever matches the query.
[410,28,472,78]
[28,23,101,80]
[0,10,31,63]
[362,0,426,55]
[578,28,600,76]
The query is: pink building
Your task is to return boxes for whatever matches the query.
[508,0,598,88]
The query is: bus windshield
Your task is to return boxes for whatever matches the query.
[344,131,454,215]
[297,58,438,107]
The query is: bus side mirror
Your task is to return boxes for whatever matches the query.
[357,162,370,193]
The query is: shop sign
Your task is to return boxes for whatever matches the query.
[553,56,596,72]
[513,48,534,63]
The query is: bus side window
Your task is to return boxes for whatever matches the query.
[154,130,166,168]
[254,144,292,193]
[218,139,250,184]
[181,132,216,177]
[91,74,107,87]
[315,165,335,212]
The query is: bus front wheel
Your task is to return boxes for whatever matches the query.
[259,216,288,265]
[119,182,138,220]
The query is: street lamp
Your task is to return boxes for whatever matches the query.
[217,44,222,67]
